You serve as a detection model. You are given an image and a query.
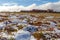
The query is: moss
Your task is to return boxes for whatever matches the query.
[33,32,47,40]
[8,38,15,40]
[17,25,23,30]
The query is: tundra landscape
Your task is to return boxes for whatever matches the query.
[0,12,60,40]
[0,0,60,40]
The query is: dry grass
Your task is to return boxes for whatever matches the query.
[10,12,60,17]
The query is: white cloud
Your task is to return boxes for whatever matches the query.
[0,1,60,12]
[38,1,60,12]
[2,3,18,6]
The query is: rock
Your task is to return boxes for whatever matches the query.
[23,25,38,33]
[15,30,31,40]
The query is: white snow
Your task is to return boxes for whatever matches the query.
[0,22,6,29]
[54,28,60,33]
[50,21,57,27]
[30,36,36,40]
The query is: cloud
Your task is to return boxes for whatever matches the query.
[38,1,60,12]
[2,3,17,6]
[0,1,60,12]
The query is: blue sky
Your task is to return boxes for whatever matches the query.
[0,0,59,6]
[0,0,60,12]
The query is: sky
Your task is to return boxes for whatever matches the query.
[0,0,59,6]
[0,0,60,12]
